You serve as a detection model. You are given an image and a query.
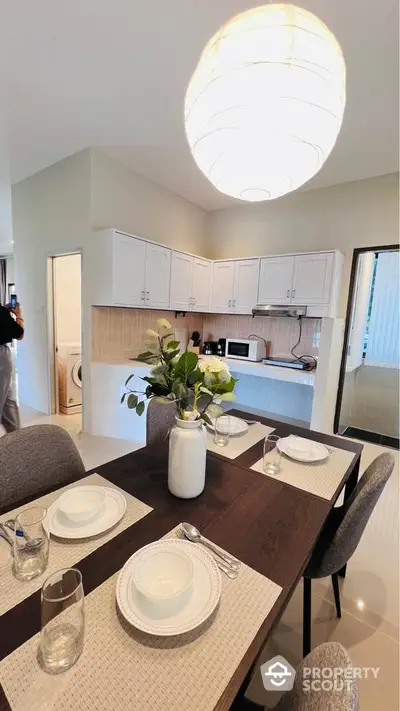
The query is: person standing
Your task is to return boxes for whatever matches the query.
[0,301,24,432]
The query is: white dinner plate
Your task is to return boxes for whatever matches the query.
[116,539,222,636]
[277,436,330,463]
[206,416,248,437]
[46,486,127,539]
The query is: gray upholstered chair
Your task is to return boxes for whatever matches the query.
[146,399,176,446]
[274,642,359,710]
[303,452,395,656]
[0,424,85,511]
[232,642,358,710]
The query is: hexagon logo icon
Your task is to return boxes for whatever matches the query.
[260,655,296,692]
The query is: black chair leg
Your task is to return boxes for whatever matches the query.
[303,577,312,658]
[338,563,347,578]
[331,573,342,618]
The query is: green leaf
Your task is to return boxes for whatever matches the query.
[199,386,213,396]
[137,351,159,363]
[136,401,145,416]
[172,380,188,401]
[188,368,203,385]
[125,374,134,386]
[120,392,126,404]
[174,351,198,382]
[166,340,180,350]
[206,403,223,419]
[213,377,238,394]
[164,349,180,363]
[200,411,213,427]
[127,393,138,409]
[218,392,236,402]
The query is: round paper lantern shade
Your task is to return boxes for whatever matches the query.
[184,3,346,201]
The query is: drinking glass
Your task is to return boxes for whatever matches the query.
[263,435,281,475]
[40,568,85,674]
[14,506,50,581]
[214,415,231,447]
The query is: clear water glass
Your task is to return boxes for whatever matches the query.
[40,568,85,674]
[14,506,50,581]
[214,415,231,447]
[263,435,281,475]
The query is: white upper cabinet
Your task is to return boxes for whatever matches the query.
[233,259,260,313]
[170,251,192,310]
[145,242,171,309]
[258,256,294,304]
[192,258,211,311]
[211,261,236,312]
[291,252,334,304]
[170,252,211,311]
[211,259,260,314]
[113,234,146,306]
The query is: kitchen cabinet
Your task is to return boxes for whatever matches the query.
[258,252,338,312]
[211,261,236,312]
[170,252,211,311]
[144,242,171,308]
[192,258,212,311]
[291,252,334,305]
[258,256,294,304]
[113,234,146,307]
[211,259,259,314]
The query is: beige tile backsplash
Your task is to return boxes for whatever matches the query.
[92,307,321,362]
[92,307,204,361]
[203,314,320,358]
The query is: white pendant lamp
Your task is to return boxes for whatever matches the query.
[184,3,346,201]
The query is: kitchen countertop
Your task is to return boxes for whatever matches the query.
[92,356,315,386]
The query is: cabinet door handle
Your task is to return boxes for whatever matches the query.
[141,290,145,300]
[146,291,150,300]
[193,297,196,305]
[232,300,236,307]
[287,289,290,298]
[228,299,232,307]
[292,289,295,298]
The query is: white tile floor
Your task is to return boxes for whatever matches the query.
[18,404,144,471]
[16,406,400,709]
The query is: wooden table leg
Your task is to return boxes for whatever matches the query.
[338,457,361,578]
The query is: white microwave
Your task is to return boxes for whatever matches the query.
[225,338,265,362]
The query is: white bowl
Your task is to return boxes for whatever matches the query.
[58,486,106,524]
[132,546,193,619]
[285,436,314,457]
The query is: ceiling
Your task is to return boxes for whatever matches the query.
[1,0,399,212]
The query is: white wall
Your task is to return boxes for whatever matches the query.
[12,150,91,415]
[12,148,209,424]
[90,150,208,255]
[343,365,399,438]
[54,254,82,346]
[206,173,399,316]
[346,252,374,371]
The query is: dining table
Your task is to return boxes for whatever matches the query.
[0,409,363,711]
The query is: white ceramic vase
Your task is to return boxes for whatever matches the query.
[168,417,206,498]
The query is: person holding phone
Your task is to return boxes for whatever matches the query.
[0,298,24,432]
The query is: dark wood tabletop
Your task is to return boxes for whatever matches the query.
[0,411,363,711]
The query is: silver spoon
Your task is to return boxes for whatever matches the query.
[181,523,241,571]
[4,519,43,550]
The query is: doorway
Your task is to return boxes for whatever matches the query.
[48,253,82,431]
[335,245,399,448]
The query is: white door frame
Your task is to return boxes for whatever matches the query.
[46,249,83,416]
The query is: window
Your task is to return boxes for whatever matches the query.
[363,250,399,368]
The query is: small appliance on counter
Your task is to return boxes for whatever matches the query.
[262,356,315,371]
[216,338,226,357]
[203,341,218,356]
[225,338,265,362]
[188,331,202,355]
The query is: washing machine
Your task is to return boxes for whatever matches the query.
[58,342,82,414]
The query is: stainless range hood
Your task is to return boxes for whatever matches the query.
[252,304,307,318]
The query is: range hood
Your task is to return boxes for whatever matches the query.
[252,304,307,318]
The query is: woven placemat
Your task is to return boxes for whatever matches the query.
[0,474,152,615]
[0,526,282,711]
[251,445,355,500]
[207,422,275,459]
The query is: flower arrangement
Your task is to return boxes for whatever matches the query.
[122,318,237,424]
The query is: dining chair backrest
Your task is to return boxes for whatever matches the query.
[309,452,395,578]
[146,399,176,446]
[0,424,85,511]
[275,642,359,710]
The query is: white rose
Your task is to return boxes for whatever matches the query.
[199,357,230,375]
